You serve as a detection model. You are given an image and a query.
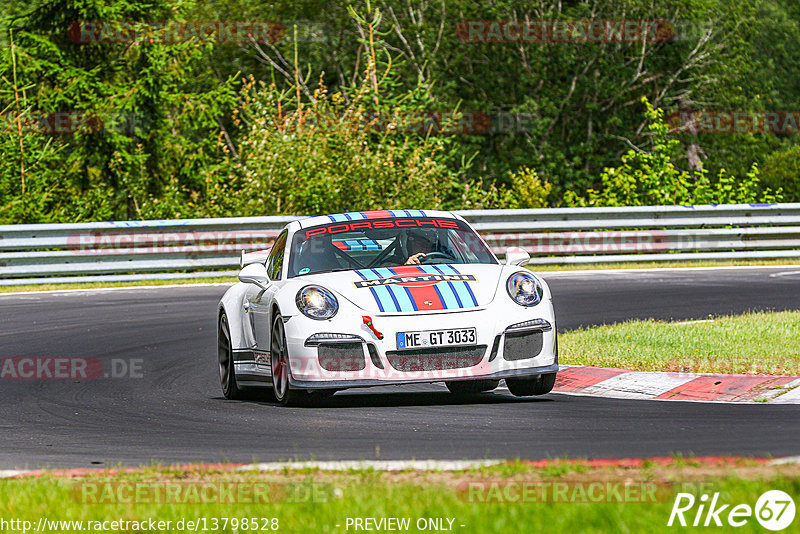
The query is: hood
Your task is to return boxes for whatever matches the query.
[297,263,504,314]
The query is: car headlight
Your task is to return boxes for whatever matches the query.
[296,285,339,320]
[506,272,543,307]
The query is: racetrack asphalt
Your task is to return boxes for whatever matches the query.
[0,266,798,469]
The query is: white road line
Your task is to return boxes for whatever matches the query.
[540,264,800,277]
[0,282,233,298]
[769,270,800,278]
[237,459,505,472]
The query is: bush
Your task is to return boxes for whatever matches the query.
[224,77,464,215]
[218,2,523,216]
[566,98,782,207]
[760,145,800,202]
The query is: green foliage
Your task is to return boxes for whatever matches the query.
[217,2,520,215]
[1,0,799,223]
[760,145,800,202]
[225,76,468,215]
[0,0,237,223]
[567,98,782,207]
[504,167,551,209]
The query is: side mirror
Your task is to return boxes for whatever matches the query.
[238,262,271,289]
[504,247,530,266]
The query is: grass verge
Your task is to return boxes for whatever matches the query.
[1,460,797,533]
[560,310,800,375]
[0,277,235,294]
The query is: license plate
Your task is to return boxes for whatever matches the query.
[396,328,477,350]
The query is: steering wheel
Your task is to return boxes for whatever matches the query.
[420,252,456,264]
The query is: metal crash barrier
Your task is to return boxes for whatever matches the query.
[1,204,799,285]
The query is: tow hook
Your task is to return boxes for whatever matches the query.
[362,316,384,340]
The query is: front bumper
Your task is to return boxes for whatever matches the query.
[283,301,558,389]
[290,363,559,390]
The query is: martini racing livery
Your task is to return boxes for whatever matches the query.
[217,209,558,405]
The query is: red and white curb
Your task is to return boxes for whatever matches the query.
[548,365,800,403]
[0,470,27,478]
[3,457,798,479]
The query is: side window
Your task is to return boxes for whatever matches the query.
[266,231,288,281]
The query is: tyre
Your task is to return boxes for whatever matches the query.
[270,314,305,406]
[218,311,244,399]
[445,380,499,394]
[506,372,557,397]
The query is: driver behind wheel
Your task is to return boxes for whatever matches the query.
[404,231,435,265]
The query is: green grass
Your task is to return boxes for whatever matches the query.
[0,277,235,293]
[1,463,797,533]
[560,311,800,375]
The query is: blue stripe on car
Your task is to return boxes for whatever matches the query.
[380,268,415,312]
[356,261,477,312]
[328,209,427,221]
[431,265,478,307]
[355,269,386,312]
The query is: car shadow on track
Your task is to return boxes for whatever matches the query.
[214,389,554,409]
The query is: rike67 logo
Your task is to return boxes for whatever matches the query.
[668,490,795,530]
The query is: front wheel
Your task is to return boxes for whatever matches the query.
[445,380,499,395]
[218,312,243,399]
[271,314,305,406]
[506,373,557,397]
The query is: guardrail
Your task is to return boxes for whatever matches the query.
[1,203,799,285]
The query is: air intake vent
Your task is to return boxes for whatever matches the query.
[385,345,487,372]
[318,343,366,372]
[503,331,543,361]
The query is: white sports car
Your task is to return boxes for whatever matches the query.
[217,209,558,405]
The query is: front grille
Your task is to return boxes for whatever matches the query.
[317,343,366,372]
[385,345,487,372]
[503,331,543,361]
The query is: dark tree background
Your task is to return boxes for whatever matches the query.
[1,0,798,222]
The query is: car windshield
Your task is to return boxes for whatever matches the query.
[288,216,497,277]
